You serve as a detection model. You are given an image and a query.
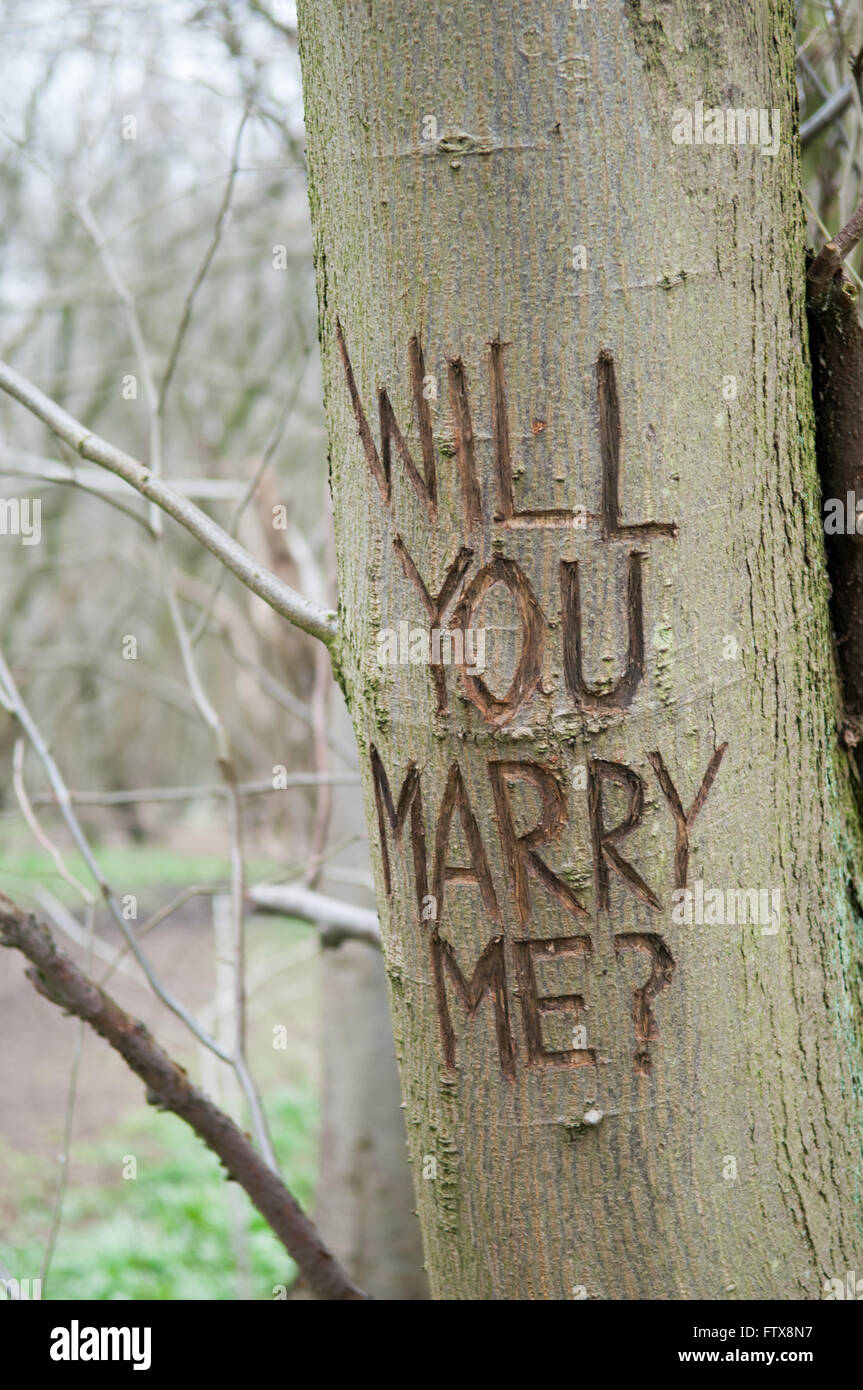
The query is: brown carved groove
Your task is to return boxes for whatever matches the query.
[647,744,728,890]
[489,759,588,924]
[513,935,596,1069]
[392,536,474,715]
[560,550,646,710]
[597,350,676,541]
[446,355,484,533]
[588,758,662,911]
[335,319,437,520]
[613,932,675,1076]
[433,762,500,922]
[369,744,428,914]
[452,556,546,726]
[431,929,516,1079]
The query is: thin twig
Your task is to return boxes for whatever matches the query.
[216,627,358,766]
[12,741,94,906]
[76,195,163,489]
[0,462,157,535]
[10,742,95,1293]
[39,905,92,1290]
[97,885,221,989]
[37,888,142,985]
[189,341,311,646]
[801,77,854,145]
[12,772,361,808]
[808,191,863,299]
[0,892,369,1301]
[158,106,250,417]
[0,358,339,646]
[0,646,232,1062]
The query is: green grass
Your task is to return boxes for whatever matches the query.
[2,1090,318,1301]
[0,841,320,1300]
[0,842,279,905]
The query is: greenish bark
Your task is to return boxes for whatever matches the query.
[298,0,863,1299]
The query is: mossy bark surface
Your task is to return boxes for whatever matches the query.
[298,0,863,1299]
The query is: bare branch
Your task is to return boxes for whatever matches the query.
[17,772,361,808]
[0,452,248,499]
[800,77,854,145]
[0,459,157,536]
[0,646,233,1062]
[0,892,369,1302]
[159,105,250,415]
[249,882,381,949]
[808,192,863,299]
[0,358,339,647]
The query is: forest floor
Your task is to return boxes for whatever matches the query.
[0,842,320,1299]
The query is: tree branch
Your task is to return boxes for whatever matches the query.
[0,891,369,1301]
[158,105,250,417]
[0,358,339,648]
[248,882,381,949]
[807,193,863,301]
[17,772,360,808]
[800,77,854,146]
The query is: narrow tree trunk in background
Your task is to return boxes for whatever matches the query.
[314,691,426,1301]
[807,264,863,726]
[317,942,427,1299]
[298,0,863,1299]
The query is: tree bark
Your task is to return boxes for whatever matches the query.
[298,0,863,1299]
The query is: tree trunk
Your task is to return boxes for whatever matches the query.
[316,941,428,1299]
[297,0,863,1299]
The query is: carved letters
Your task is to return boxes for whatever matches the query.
[450,558,546,726]
[514,935,595,1070]
[369,745,723,1079]
[488,760,588,925]
[337,322,677,725]
[343,326,726,1084]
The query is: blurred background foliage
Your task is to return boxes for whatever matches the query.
[0,0,372,1302]
[799,0,863,282]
